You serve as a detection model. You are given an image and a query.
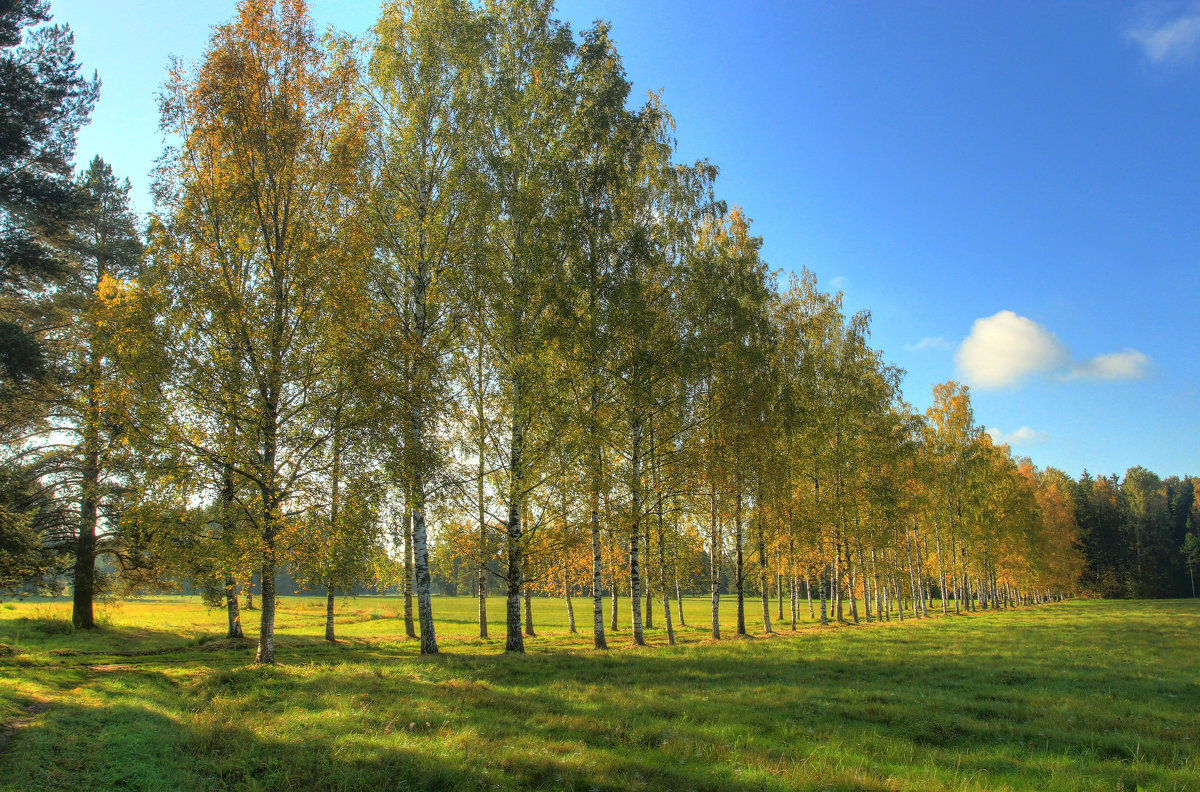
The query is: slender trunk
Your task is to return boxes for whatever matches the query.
[407,225,438,655]
[254,388,280,665]
[586,245,606,650]
[935,512,948,616]
[478,567,488,638]
[905,520,919,619]
[590,445,606,647]
[818,563,829,625]
[872,549,883,623]
[410,444,438,653]
[325,586,335,642]
[255,507,278,663]
[826,554,836,620]
[882,569,891,621]
[628,416,645,646]
[522,558,535,637]
[757,497,771,634]
[610,547,619,631]
[219,462,242,639]
[325,425,342,644]
[950,531,960,614]
[863,551,873,622]
[833,534,843,622]
[644,431,656,637]
[735,487,746,637]
[225,576,243,639]
[789,535,798,629]
[590,496,606,647]
[476,335,489,639]
[657,495,675,646]
[790,575,798,629]
[847,543,859,625]
[643,523,654,630]
[504,384,525,653]
[962,546,973,612]
[72,350,101,630]
[710,483,721,639]
[564,556,576,633]
[777,574,784,622]
[915,523,928,619]
[674,556,686,627]
[403,502,416,638]
[256,555,277,664]
[806,568,814,618]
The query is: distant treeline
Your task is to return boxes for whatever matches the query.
[1073,470,1198,599]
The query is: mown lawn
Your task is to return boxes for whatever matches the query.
[0,594,1196,791]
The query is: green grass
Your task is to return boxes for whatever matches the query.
[0,595,1196,791]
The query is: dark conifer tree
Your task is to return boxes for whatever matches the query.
[0,0,98,595]
[0,0,98,394]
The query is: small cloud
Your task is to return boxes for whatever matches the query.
[905,336,950,352]
[987,426,1049,447]
[1064,349,1150,381]
[956,310,1150,389]
[956,311,1070,389]
[829,276,849,290]
[1129,7,1200,63]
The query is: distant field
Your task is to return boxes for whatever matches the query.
[0,595,1197,791]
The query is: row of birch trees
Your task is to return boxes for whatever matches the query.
[7,0,1084,663]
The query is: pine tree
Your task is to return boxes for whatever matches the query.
[58,158,142,628]
[0,0,98,397]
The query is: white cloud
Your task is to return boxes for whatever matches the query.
[1129,8,1200,63]
[987,426,1049,447]
[829,276,849,290]
[1064,349,1150,381]
[956,311,1070,388]
[905,336,950,352]
[956,310,1150,389]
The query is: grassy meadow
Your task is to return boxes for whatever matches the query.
[0,594,1196,791]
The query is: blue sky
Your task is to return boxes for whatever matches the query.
[54,0,1199,479]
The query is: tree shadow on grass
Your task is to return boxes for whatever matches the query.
[0,697,488,792]
[1,686,861,792]
[143,637,1196,792]
[2,601,1198,791]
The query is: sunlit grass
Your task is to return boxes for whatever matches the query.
[0,596,1197,791]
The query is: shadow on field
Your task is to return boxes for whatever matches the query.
[3,601,1197,791]
[4,697,491,792]
[6,675,818,792]
[175,639,1190,788]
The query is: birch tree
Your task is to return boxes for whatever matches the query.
[359,0,486,655]
[151,0,360,664]
[477,0,578,653]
